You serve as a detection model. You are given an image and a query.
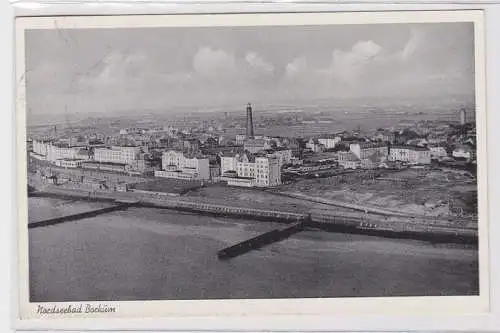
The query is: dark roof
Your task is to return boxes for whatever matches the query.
[390,145,429,151]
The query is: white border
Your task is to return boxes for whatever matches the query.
[8,7,497,332]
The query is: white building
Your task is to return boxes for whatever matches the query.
[221,153,281,187]
[255,156,281,187]
[32,139,51,156]
[266,149,292,167]
[46,145,82,162]
[452,146,475,160]
[318,136,341,149]
[221,154,240,175]
[94,146,142,165]
[55,159,86,168]
[155,150,210,180]
[350,142,388,160]
[389,146,431,165]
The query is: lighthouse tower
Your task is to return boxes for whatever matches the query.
[246,103,255,139]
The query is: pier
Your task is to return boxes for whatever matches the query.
[217,220,308,260]
[29,202,136,229]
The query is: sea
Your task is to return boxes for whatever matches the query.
[28,197,479,302]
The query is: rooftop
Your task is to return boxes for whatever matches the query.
[390,145,430,151]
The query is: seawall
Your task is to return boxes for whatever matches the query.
[28,187,478,243]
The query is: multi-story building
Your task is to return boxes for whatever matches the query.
[349,142,388,160]
[94,146,142,165]
[220,153,240,175]
[32,139,51,157]
[46,144,83,162]
[389,146,431,165]
[266,149,292,167]
[221,153,281,187]
[154,150,210,180]
[255,156,281,187]
[236,154,256,179]
[318,136,341,149]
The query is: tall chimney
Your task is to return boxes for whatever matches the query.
[246,103,255,139]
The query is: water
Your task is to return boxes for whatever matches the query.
[28,198,479,302]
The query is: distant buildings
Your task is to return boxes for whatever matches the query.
[318,136,341,149]
[244,139,270,154]
[306,139,324,153]
[389,146,431,165]
[429,146,448,159]
[373,130,395,144]
[154,150,210,180]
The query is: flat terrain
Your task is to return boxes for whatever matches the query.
[278,168,478,219]
[184,184,356,213]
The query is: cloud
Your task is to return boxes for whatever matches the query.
[399,27,426,61]
[245,52,274,73]
[193,47,238,78]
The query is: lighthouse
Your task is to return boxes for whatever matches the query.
[246,103,255,139]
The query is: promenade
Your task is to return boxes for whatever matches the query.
[29,185,478,243]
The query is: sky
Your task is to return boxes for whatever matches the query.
[24,22,475,118]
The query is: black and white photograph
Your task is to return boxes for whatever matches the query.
[16,11,489,319]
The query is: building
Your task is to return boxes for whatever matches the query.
[266,149,293,167]
[82,161,129,173]
[155,150,210,180]
[338,151,360,169]
[318,136,341,149]
[220,153,281,187]
[373,130,395,144]
[32,139,51,156]
[389,146,431,165]
[246,103,255,139]
[221,153,240,175]
[452,145,475,160]
[55,159,86,168]
[306,139,324,153]
[349,142,388,160]
[460,108,466,125]
[236,154,256,179]
[255,156,281,187]
[46,144,83,163]
[94,146,142,165]
[244,139,270,154]
[236,134,247,145]
[209,164,221,180]
[429,146,448,159]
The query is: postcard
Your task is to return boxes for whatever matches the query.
[14,10,489,325]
